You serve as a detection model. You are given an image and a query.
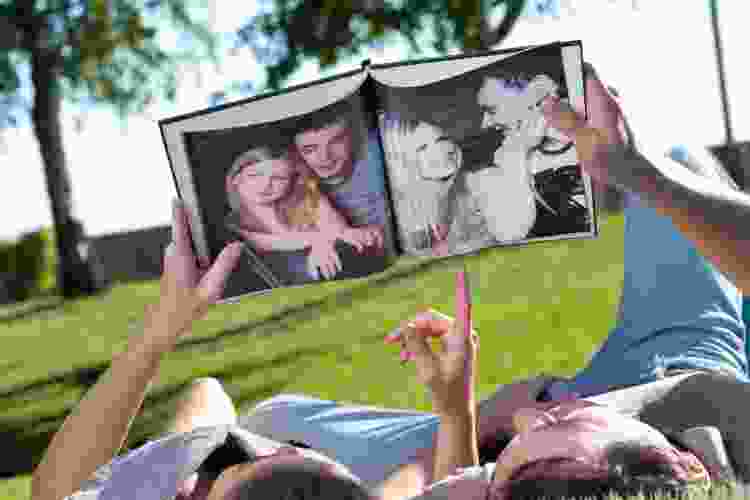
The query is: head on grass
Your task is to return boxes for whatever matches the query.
[205,446,372,500]
[490,401,711,499]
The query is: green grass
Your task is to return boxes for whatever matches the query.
[1,213,742,499]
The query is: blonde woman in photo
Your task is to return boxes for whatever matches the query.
[225,144,380,281]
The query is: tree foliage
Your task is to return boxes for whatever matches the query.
[0,0,217,298]
[0,0,216,126]
[236,0,529,90]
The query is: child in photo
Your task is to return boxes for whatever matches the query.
[225,143,378,282]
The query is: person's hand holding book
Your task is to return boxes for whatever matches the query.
[144,200,242,351]
[540,65,624,187]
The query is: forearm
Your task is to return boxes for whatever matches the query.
[432,411,479,482]
[604,144,750,291]
[316,197,351,234]
[244,231,321,252]
[31,330,168,500]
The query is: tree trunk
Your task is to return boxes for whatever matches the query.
[30,50,99,298]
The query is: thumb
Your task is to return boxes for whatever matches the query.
[198,242,243,303]
[540,96,585,139]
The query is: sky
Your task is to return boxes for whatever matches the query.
[1,0,748,240]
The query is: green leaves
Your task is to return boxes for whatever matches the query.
[236,0,528,91]
[2,0,217,121]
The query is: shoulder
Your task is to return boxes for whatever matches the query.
[63,425,231,500]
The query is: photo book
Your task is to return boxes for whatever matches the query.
[159,40,598,301]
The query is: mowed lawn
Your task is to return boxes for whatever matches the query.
[0,213,740,499]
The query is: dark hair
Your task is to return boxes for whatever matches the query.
[502,441,710,500]
[286,99,368,167]
[233,461,372,500]
[480,68,534,90]
[288,99,355,138]
[479,68,569,101]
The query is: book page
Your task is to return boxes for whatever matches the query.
[159,72,399,300]
[372,42,596,258]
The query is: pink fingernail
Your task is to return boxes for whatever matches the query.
[400,350,410,362]
[415,312,432,322]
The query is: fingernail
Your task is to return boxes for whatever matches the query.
[414,312,432,322]
[400,350,410,362]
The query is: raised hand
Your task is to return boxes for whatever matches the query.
[540,64,625,187]
[392,310,479,416]
[146,200,242,348]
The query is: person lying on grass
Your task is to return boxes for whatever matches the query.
[237,65,750,500]
[32,64,750,500]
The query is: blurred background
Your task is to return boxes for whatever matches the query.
[2,3,749,498]
[1,0,747,302]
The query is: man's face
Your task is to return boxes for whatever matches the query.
[294,120,354,179]
[477,77,526,131]
[205,446,351,500]
[232,158,295,206]
[490,400,709,496]
[413,122,461,180]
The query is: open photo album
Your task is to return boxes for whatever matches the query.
[159,40,598,301]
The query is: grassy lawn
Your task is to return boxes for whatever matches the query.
[0,213,743,499]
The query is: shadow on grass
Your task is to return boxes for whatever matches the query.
[0,250,482,478]
[0,253,439,478]
[0,298,63,326]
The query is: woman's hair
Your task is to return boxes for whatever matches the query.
[226,144,322,229]
[498,441,712,500]
[379,114,469,252]
[233,461,373,500]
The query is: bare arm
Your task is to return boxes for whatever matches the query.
[31,203,241,500]
[375,414,478,500]
[31,329,168,500]
[432,411,479,482]
[542,71,750,293]
[238,227,321,252]
[596,142,750,293]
